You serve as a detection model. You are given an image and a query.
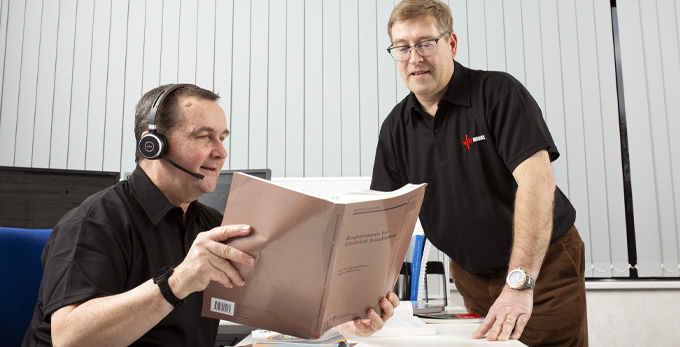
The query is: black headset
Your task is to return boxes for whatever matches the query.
[138,84,204,179]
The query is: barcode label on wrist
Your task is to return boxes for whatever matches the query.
[210,298,235,316]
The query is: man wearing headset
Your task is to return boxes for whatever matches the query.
[24,84,399,346]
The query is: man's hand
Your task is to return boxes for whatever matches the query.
[472,288,533,341]
[336,292,400,337]
[171,224,255,299]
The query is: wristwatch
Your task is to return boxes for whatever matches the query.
[153,266,185,308]
[506,268,536,290]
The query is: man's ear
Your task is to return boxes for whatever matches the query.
[141,130,149,137]
[449,32,458,59]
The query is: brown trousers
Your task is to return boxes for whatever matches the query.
[450,226,588,347]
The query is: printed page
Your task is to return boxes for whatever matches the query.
[332,184,420,203]
[319,184,426,333]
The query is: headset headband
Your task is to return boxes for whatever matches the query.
[148,84,195,133]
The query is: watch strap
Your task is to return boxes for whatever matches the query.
[153,266,185,308]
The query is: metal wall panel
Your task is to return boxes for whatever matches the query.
[14,0,42,168]
[576,0,612,277]
[102,0,128,172]
[32,0,59,168]
[160,0,180,86]
[49,0,77,169]
[85,0,112,172]
[304,0,323,177]
[359,0,380,178]
[214,0,233,171]
[196,0,215,91]
[267,0,286,176]
[322,0,342,177]
[66,0,95,170]
[0,0,26,166]
[485,0,505,72]
[286,0,305,177]
[340,0,361,177]
[229,0,250,170]
[119,0,145,174]
[249,0,268,172]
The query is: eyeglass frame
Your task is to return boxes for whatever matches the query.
[386,31,451,61]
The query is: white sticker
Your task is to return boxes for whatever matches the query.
[210,298,235,316]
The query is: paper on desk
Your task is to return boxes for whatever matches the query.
[251,328,346,345]
[368,302,437,337]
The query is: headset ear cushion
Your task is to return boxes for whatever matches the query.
[139,133,168,160]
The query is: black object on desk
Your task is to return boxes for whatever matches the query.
[424,261,448,307]
[393,262,411,300]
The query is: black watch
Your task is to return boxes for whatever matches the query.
[153,266,185,308]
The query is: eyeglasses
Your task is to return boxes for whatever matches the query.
[387,31,450,61]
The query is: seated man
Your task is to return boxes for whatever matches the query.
[23,84,399,347]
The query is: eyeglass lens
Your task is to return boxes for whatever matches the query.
[391,41,437,60]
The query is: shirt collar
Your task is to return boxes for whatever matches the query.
[130,165,185,225]
[442,60,471,107]
[405,59,471,124]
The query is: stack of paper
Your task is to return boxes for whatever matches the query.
[368,301,437,337]
[251,328,348,346]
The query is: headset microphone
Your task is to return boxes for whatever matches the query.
[138,84,205,180]
[159,153,204,179]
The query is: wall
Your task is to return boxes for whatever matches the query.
[616,0,680,277]
[0,0,631,278]
[447,283,680,347]
[585,287,680,346]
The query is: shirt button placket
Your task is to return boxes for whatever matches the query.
[433,123,448,166]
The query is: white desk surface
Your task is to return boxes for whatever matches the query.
[235,323,527,346]
[227,303,526,346]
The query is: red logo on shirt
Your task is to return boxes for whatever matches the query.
[462,134,485,150]
[463,134,473,149]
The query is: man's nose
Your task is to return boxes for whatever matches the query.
[213,143,228,159]
[409,47,424,64]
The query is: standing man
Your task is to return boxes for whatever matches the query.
[24,84,398,347]
[371,1,587,346]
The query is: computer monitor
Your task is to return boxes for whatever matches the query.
[198,169,272,214]
[0,166,120,229]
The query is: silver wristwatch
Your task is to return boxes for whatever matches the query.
[506,268,536,290]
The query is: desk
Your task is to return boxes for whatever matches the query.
[235,323,526,346]
[219,320,257,335]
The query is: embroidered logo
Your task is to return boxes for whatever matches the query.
[462,134,485,150]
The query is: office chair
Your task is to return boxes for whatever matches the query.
[0,227,52,346]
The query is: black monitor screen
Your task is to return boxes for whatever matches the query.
[0,166,120,229]
[198,169,271,215]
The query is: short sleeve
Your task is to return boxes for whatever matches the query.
[371,121,405,192]
[41,217,129,317]
[486,82,559,173]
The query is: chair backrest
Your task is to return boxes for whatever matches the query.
[0,227,52,346]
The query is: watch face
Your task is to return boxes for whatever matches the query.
[508,270,525,288]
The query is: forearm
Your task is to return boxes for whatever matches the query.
[509,183,554,280]
[51,279,175,347]
[508,151,556,280]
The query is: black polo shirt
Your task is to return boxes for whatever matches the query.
[371,60,576,274]
[24,166,222,347]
